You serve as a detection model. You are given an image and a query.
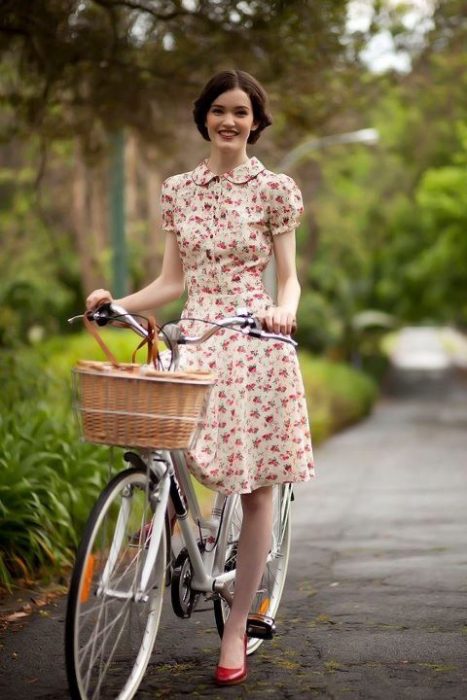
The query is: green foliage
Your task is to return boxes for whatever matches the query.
[0,0,355,149]
[0,155,81,349]
[0,351,109,591]
[0,405,107,590]
[0,0,465,364]
[299,352,377,444]
[297,3,467,352]
[407,124,467,323]
[40,327,149,377]
[296,289,346,353]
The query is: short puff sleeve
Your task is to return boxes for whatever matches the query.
[160,176,178,234]
[267,174,304,236]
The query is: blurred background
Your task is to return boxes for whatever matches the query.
[0,0,466,591]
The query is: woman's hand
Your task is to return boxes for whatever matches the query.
[86,289,114,312]
[256,306,297,336]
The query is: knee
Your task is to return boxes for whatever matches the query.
[241,486,273,515]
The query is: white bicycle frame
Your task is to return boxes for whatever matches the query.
[96,446,293,610]
[71,303,296,608]
[139,449,238,605]
[136,449,293,607]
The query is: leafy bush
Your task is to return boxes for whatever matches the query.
[299,352,377,445]
[0,352,110,591]
[39,326,147,378]
[0,163,81,350]
[0,407,108,589]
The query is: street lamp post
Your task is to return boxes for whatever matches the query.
[277,128,379,172]
[263,128,380,298]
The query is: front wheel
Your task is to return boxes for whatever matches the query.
[65,466,168,700]
[214,484,292,654]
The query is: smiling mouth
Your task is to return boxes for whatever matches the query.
[218,131,238,138]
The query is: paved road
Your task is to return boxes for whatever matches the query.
[1,368,467,699]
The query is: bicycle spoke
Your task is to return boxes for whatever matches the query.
[214,485,291,652]
[79,599,131,671]
[66,468,168,700]
[91,606,131,700]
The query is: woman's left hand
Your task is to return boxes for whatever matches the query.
[256,306,297,335]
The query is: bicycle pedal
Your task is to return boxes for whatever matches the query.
[246,614,276,640]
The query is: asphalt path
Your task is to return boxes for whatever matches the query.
[1,367,467,699]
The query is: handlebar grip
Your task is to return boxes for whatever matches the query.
[86,302,114,326]
[253,316,297,336]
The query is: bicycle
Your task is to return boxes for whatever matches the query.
[65,303,296,700]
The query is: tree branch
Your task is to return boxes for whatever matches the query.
[0,24,30,38]
[90,0,189,21]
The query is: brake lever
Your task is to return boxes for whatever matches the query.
[67,302,113,326]
[68,313,85,324]
[92,303,113,326]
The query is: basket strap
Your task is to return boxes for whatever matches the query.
[83,315,119,367]
[131,315,160,368]
[148,316,161,368]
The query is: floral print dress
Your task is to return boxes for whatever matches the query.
[161,156,315,495]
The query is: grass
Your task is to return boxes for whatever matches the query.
[0,329,377,591]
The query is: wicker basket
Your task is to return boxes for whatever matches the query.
[73,360,216,449]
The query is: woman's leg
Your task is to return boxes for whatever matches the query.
[218,485,273,668]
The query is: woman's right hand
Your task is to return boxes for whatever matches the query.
[86,288,114,312]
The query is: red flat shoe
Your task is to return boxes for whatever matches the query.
[215,635,248,686]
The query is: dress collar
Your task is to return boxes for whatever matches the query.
[191,156,265,186]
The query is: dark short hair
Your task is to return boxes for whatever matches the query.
[193,70,272,145]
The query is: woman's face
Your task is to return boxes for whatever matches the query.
[205,88,258,152]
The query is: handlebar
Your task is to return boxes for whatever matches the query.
[68,303,297,371]
[69,303,297,347]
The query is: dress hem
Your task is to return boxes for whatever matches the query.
[194,469,316,496]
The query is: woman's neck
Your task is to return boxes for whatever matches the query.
[206,149,249,175]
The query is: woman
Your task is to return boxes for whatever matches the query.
[86,69,314,686]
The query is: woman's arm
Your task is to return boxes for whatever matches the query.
[257,230,300,335]
[86,232,185,313]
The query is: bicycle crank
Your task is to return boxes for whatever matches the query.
[170,548,200,618]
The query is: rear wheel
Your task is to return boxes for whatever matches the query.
[213,484,292,654]
[65,467,168,700]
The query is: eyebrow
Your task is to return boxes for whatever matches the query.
[211,102,251,110]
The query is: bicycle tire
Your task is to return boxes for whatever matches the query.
[65,466,168,700]
[213,484,292,654]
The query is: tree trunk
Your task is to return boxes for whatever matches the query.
[144,148,164,283]
[71,143,106,293]
[295,161,321,282]
[89,160,108,260]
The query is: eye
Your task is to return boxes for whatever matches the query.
[211,107,223,114]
